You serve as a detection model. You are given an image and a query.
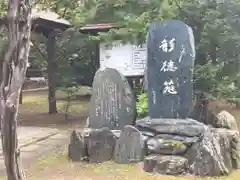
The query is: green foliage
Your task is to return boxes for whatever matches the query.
[55,29,95,87]
[27,0,240,110]
[194,62,223,98]
[136,92,148,118]
[30,28,96,87]
[177,0,240,105]
[58,85,79,120]
[84,0,177,44]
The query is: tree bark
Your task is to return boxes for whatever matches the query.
[0,0,32,180]
[46,30,58,114]
[19,87,23,104]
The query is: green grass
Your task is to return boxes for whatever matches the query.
[21,150,240,180]
[18,87,90,128]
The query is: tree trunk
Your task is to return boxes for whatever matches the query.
[46,30,58,114]
[0,0,32,180]
[19,87,23,104]
[236,102,240,109]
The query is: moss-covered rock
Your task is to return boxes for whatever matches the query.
[216,110,238,130]
[147,138,187,155]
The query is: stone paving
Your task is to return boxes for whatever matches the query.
[0,126,69,176]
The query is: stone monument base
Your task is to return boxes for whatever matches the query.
[68,117,240,177]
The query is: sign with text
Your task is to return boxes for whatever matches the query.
[89,68,135,130]
[147,20,195,119]
[100,41,147,76]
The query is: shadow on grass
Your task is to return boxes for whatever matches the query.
[57,94,91,102]
[18,89,90,130]
[18,112,87,129]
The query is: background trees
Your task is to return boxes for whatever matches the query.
[30,0,240,112]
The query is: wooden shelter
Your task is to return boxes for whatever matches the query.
[27,9,71,77]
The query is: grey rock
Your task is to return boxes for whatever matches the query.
[142,135,149,142]
[186,127,231,176]
[136,116,206,137]
[87,127,116,163]
[84,117,90,128]
[68,129,88,161]
[216,111,238,130]
[147,138,187,155]
[140,131,155,137]
[113,125,146,164]
[155,134,200,147]
[143,155,189,175]
[231,132,240,169]
[111,130,122,138]
[211,128,233,172]
[89,68,135,130]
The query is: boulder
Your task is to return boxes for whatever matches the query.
[113,125,146,164]
[111,130,122,138]
[136,116,206,137]
[211,128,233,172]
[212,128,240,170]
[87,127,116,163]
[231,132,240,169]
[216,111,238,130]
[186,127,232,176]
[147,138,187,155]
[140,131,155,138]
[143,155,189,175]
[84,117,90,128]
[68,129,90,161]
[155,134,200,147]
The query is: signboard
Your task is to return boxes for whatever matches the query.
[147,20,195,119]
[100,41,147,76]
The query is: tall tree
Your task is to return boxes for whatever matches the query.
[46,30,58,114]
[0,0,32,179]
[178,0,240,104]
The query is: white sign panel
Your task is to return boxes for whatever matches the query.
[100,41,147,76]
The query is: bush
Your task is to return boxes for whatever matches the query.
[136,92,148,118]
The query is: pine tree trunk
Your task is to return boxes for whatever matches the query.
[0,0,32,180]
[46,30,58,114]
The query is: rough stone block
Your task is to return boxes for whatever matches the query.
[143,155,189,175]
[87,127,116,163]
[113,125,146,164]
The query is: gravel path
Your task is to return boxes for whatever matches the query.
[0,129,70,177]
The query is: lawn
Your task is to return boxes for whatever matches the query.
[1,87,240,180]
[18,87,91,129]
[22,151,240,180]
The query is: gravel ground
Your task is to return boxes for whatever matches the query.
[0,131,70,177]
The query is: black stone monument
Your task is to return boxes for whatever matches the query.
[89,67,135,130]
[147,20,195,119]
